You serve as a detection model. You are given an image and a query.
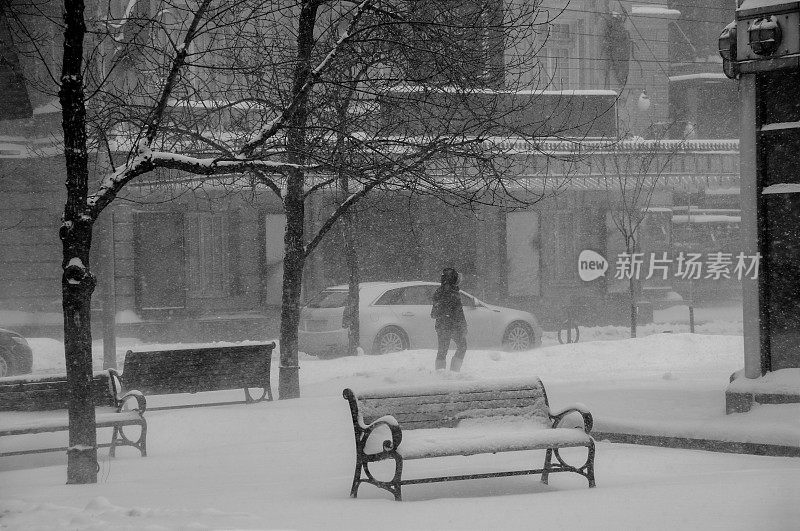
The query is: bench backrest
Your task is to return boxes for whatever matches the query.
[345,377,551,430]
[122,342,275,395]
[0,370,119,411]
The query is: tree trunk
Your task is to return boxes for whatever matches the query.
[343,203,360,356]
[277,0,318,399]
[278,172,305,399]
[60,0,98,484]
[62,257,97,483]
[337,157,361,356]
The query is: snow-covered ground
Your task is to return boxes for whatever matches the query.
[2,306,799,530]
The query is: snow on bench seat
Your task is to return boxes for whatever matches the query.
[343,377,596,500]
[393,422,593,459]
[0,408,145,437]
[0,370,147,458]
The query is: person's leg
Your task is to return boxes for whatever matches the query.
[435,327,451,370]
[450,327,467,372]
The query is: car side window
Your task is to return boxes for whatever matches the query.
[374,288,405,305]
[402,285,433,305]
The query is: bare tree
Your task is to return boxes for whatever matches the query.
[603,136,683,337]
[87,0,603,399]
[4,0,618,482]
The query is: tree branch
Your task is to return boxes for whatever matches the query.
[87,151,314,217]
[142,0,214,146]
[237,0,374,157]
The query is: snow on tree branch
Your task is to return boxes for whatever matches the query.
[87,151,317,217]
[238,0,374,158]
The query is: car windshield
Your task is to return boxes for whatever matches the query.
[306,289,349,308]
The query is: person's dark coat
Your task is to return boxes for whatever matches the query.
[431,284,466,331]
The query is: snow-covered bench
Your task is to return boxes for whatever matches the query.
[0,369,147,458]
[122,342,275,409]
[342,377,595,501]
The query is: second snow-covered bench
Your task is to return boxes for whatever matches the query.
[343,377,595,501]
[122,342,275,409]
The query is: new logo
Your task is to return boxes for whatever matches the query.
[578,250,608,281]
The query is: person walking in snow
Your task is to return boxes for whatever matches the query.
[430,267,467,371]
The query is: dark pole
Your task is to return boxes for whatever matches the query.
[100,211,117,368]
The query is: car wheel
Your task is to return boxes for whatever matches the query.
[0,350,10,378]
[372,326,409,355]
[503,322,534,351]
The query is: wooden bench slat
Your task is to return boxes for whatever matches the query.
[353,379,548,400]
[363,401,548,424]
[361,395,546,412]
[360,392,551,429]
[359,388,545,406]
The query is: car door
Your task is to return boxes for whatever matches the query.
[386,285,438,349]
[460,291,501,348]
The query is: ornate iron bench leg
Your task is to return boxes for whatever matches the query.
[350,459,363,498]
[111,421,147,457]
[390,455,403,501]
[360,454,404,501]
[109,426,120,458]
[138,421,148,457]
[541,448,552,484]
[586,442,596,487]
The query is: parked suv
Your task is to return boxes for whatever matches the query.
[299,281,542,357]
[0,328,33,377]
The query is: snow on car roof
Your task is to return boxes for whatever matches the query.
[320,281,439,303]
[324,281,438,291]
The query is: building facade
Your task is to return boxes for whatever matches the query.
[0,2,742,340]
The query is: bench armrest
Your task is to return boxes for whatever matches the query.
[550,403,593,433]
[361,415,402,453]
[118,390,147,416]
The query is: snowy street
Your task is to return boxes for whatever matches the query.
[2,329,799,530]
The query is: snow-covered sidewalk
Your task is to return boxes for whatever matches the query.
[2,331,799,529]
[14,331,800,451]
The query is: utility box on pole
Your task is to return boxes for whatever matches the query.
[719,0,800,412]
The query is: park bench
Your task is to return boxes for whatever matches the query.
[0,369,147,458]
[122,342,275,409]
[343,377,595,501]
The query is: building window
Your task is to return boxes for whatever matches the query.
[550,23,571,41]
[545,47,572,90]
[506,211,540,297]
[186,211,240,298]
[554,211,577,282]
[263,214,286,305]
[544,22,576,90]
[133,212,187,311]
[576,18,589,87]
